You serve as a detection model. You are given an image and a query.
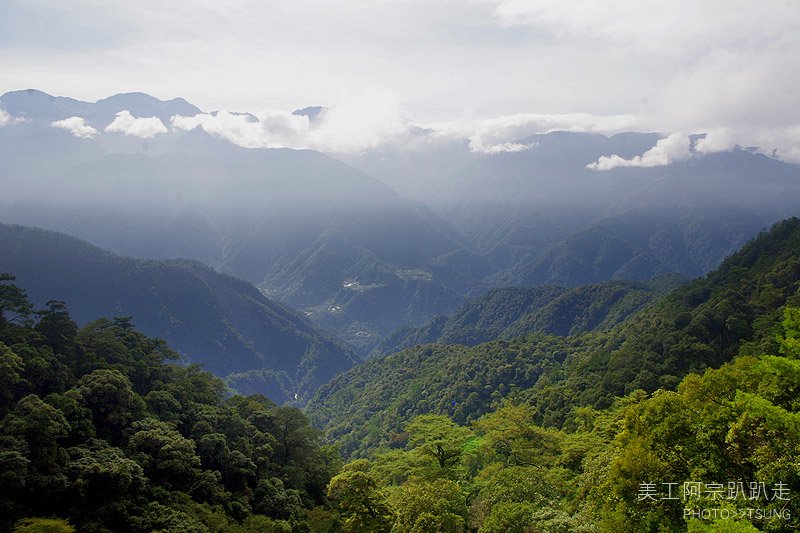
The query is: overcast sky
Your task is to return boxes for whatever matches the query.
[2,0,800,163]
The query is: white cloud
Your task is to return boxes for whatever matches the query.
[695,126,800,165]
[170,98,654,156]
[50,116,99,138]
[587,132,691,170]
[172,89,416,153]
[2,2,799,168]
[484,0,800,57]
[0,108,12,126]
[171,110,308,149]
[461,112,647,154]
[307,89,409,152]
[0,107,26,127]
[475,141,537,154]
[7,2,795,166]
[105,110,167,138]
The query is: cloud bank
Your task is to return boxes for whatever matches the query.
[3,1,800,166]
[587,133,691,170]
[0,108,13,126]
[50,117,99,138]
[171,90,415,153]
[105,110,168,138]
[463,113,646,154]
[0,107,26,127]
[170,90,655,155]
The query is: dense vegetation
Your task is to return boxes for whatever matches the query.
[309,218,800,457]
[0,274,342,532]
[311,219,800,531]
[327,307,800,531]
[4,208,800,531]
[0,223,359,402]
[377,275,683,355]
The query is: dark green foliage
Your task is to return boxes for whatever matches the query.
[13,518,76,532]
[377,275,682,355]
[326,307,800,531]
[0,223,360,402]
[0,276,339,531]
[308,218,800,457]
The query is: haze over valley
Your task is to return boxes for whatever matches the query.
[2,2,800,531]
[3,89,800,356]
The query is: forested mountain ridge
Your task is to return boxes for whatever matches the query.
[326,308,800,531]
[0,274,344,532]
[5,90,800,354]
[0,94,491,348]
[0,223,359,402]
[7,281,797,530]
[377,274,684,355]
[429,133,800,286]
[307,218,800,457]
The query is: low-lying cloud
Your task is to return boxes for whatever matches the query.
[50,116,99,138]
[694,126,800,164]
[587,133,691,170]
[105,110,168,138]
[171,90,414,153]
[463,113,646,154]
[0,107,13,126]
[588,124,800,170]
[171,110,308,149]
[170,94,655,156]
[0,107,26,127]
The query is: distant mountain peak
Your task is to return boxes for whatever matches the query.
[292,106,327,124]
[0,89,202,126]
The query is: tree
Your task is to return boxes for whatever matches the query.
[388,479,467,533]
[76,369,142,442]
[126,418,201,491]
[0,274,33,327]
[13,518,75,533]
[405,415,475,471]
[473,403,561,466]
[0,395,70,520]
[66,440,147,529]
[35,301,77,356]
[327,460,394,533]
[0,343,25,411]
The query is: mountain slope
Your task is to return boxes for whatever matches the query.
[1,103,491,348]
[307,218,800,456]
[430,132,800,283]
[0,222,359,401]
[0,88,200,128]
[377,275,684,355]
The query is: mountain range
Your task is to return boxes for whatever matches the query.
[2,89,800,356]
[376,274,684,356]
[0,222,358,402]
[307,217,800,457]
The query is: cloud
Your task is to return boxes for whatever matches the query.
[4,1,800,168]
[458,113,646,154]
[172,89,417,153]
[171,110,308,148]
[105,110,168,138]
[50,116,99,138]
[587,132,691,170]
[476,141,537,154]
[694,126,800,165]
[170,96,653,156]
[484,0,800,57]
[0,107,26,127]
[0,108,12,126]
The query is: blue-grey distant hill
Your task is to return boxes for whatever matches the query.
[0,222,359,402]
[3,89,800,353]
